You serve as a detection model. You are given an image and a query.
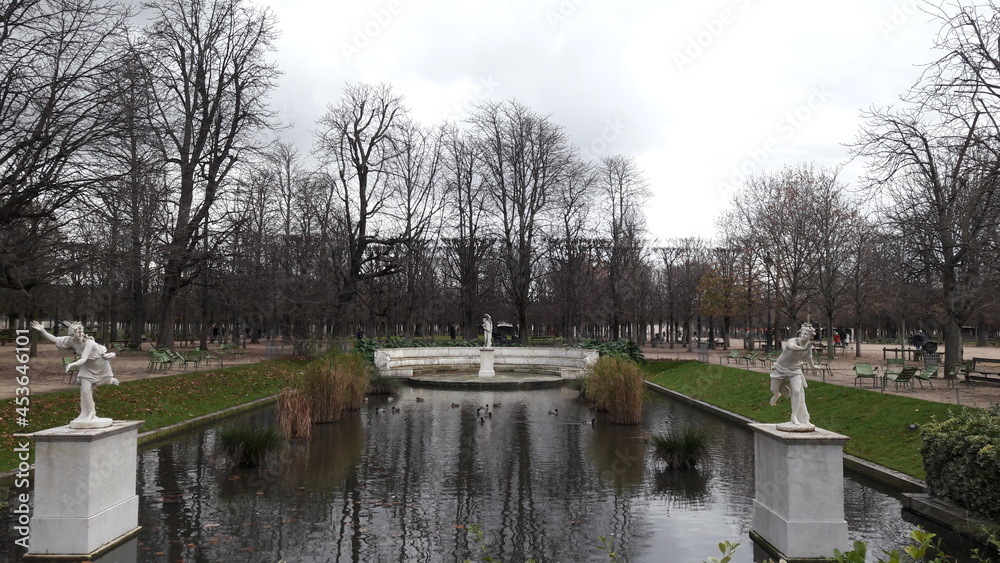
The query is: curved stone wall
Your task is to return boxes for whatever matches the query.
[373,347,599,378]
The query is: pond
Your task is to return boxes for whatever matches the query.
[1,384,981,562]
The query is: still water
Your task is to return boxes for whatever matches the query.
[2,384,973,562]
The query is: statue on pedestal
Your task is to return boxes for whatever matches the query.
[32,321,120,429]
[482,314,493,349]
[768,323,817,432]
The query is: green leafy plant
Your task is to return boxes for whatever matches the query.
[579,339,645,363]
[650,427,712,470]
[703,540,740,563]
[596,535,622,562]
[218,421,281,467]
[921,405,1000,520]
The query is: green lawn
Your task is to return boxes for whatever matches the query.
[0,359,306,475]
[642,360,976,479]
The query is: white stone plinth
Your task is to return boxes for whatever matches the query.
[27,421,142,557]
[479,348,495,378]
[750,423,849,561]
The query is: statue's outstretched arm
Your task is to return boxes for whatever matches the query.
[30,321,58,344]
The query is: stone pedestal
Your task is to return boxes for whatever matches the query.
[749,423,849,562]
[26,421,142,559]
[478,348,495,378]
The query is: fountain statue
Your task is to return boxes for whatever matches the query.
[482,313,493,349]
[32,321,121,429]
[768,322,817,432]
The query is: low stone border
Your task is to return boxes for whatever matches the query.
[642,380,999,542]
[374,347,598,378]
[137,395,278,447]
[0,396,278,486]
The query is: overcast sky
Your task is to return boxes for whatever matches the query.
[263,0,944,242]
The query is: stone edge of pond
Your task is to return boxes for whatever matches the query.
[646,381,987,543]
[643,381,927,491]
[643,381,995,542]
[0,395,279,487]
[136,395,279,448]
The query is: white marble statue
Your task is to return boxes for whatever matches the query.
[482,314,493,349]
[32,321,120,429]
[768,322,817,432]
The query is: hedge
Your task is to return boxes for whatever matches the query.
[920,405,1000,520]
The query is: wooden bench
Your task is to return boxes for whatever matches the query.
[964,357,1000,386]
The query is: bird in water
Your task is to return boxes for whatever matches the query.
[548,408,558,415]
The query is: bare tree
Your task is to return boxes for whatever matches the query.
[0,0,127,292]
[142,0,280,348]
[547,159,597,343]
[812,175,860,357]
[470,100,574,342]
[441,125,492,340]
[388,119,444,336]
[315,83,412,333]
[853,3,1000,372]
[597,155,651,340]
[728,164,829,326]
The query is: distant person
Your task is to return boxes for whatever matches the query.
[449,324,457,340]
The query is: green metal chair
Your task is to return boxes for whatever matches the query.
[884,366,918,391]
[915,366,938,389]
[853,363,879,388]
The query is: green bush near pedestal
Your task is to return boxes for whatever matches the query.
[921,405,1000,521]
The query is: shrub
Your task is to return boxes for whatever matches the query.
[277,387,312,439]
[578,339,645,363]
[583,356,645,424]
[650,427,712,470]
[218,421,281,467]
[305,352,372,422]
[921,405,1000,520]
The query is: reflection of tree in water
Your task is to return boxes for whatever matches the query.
[301,411,365,490]
[653,468,712,508]
[588,418,646,491]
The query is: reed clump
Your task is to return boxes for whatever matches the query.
[650,427,712,470]
[367,373,401,395]
[583,356,645,425]
[218,421,281,467]
[305,352,372,422]
[277,386,312,439]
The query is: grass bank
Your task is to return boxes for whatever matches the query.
[642,360,976,480]
[1,359,305,474]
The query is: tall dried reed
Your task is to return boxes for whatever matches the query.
[305,352,373,422]
[583,356,645,425]
[277,386,312,439]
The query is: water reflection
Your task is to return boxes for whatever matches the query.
[0,384,978,562]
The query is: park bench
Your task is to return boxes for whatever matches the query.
[963,357,1000,386]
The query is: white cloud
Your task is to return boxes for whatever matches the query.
[264,0,946,241]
